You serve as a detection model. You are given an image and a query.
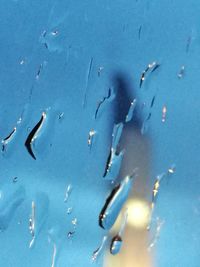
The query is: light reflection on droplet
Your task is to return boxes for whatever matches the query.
[88,129,96,149]
[162,105,167,123]
[64,184,73,203]
[168,164,176,174]
[29,201,35,248]
[71,218,78,227]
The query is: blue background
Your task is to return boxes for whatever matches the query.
[0,1,199,267]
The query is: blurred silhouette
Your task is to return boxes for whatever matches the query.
[104,72,152,267]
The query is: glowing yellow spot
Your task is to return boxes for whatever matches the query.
[127,199,150,229]
[110,199,151,233]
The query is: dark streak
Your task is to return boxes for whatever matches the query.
[140,62,160,88]
[138,25,142,40]
[2,144,5,152]
[41,30,48,50]
[83,57,93,107]
[2,127,16,152]
[150,95,156,108]
[95,88,111,119]
[44,43,48,49]
[103,148,112,177]
[24,113,45,160]
[99,184,120,229]
[146,112,152,122]
[3,128,16,143]
[36,64,43,79]
[186,36,191,53]
[139,71,145,88]
[151,63,160,73]
[67,231,75,238]
[13,177,18,183]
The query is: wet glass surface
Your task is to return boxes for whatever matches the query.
[0,1,199,267]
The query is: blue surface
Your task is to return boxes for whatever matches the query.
[0,1,200,267]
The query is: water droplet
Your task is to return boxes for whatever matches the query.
[110,236,122,255]
[140,61,160,88]
[99,172,136,230]
[98,66,104,77]
[162,105,167,123]
[83,57,93,107]
[110,209,128,255]
[71,218,78,228]
[111,123,123,150]
[91,236,107,262]
[2,127,17,152]
[29,193,49,248]
[35,63,43,80]
[24,112,47,160]
[39,30,62,53]
[103,148,124,180]
[64,184,73,203]
[66,207,73,214]
[148,170,171,230]
[103,123,124,180]
[50,243,57,267]
[94,87,115,119]
[12,176,18,183]
[167,164,176,174]
[125,99,137,123]
[141,112,151,135]
[29,201,36,248]
[88,129,96,149]
[17,117,22,125]
[67,231,75,239]
[177,65,185,79]
[19,59,25,65]
[51,30,59,36]
[58,112,64,120]
[148,218,164,251]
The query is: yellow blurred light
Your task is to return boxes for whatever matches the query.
[110,199,150,234]
[127,199,150,229]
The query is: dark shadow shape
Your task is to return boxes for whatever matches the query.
[111,71,142,128]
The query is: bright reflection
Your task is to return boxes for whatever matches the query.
[110,198,150,234]
[126,199,150,229]
[104,198,152,267]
